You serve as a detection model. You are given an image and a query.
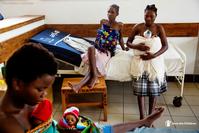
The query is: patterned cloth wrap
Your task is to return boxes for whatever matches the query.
[26,118,58,133]
[95,24,120,56]
[57,115,100,133]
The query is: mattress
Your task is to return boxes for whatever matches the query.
[30,29,83,66]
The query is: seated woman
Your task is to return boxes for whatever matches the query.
[68,4,127,93]
[0,43,58,133]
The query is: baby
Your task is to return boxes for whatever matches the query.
[143,29,152,39]
[58,106,79,129]
[30,99,53,127]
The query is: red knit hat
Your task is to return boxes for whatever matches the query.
[31,99,52,122]
[63,106,79,120]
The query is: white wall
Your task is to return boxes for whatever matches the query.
[0,0,199,24]
[0,0,199,74]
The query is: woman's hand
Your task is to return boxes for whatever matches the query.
[140,52,155,60]
[100,47,109,56]
[136,43,150,51]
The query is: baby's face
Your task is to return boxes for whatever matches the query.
[65,114,77,126]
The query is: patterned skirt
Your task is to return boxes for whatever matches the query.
[81,49,111,76]
[132,72,167,96]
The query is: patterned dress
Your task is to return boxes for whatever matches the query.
[95,24,120,57]
[82,24,120,76]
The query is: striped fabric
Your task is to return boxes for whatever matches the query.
[132,72,167,96]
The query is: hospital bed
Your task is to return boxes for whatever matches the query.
[164,42,186,107]
[30,29,186,107]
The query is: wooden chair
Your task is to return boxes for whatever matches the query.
[61,77,107,121]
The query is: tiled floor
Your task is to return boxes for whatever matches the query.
[53,80,199,129]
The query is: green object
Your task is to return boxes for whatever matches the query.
[43,120,59,133]
[80,117,100,133]
[57,116,100,133]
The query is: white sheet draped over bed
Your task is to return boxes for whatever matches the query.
[105,42,185,82]
[105,49,133,81]
[63,35,92,53]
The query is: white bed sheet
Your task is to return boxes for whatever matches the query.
[105,49,133,81]
[163,44,185,76]
[105,44,185,81]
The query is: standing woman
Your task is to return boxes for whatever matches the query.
[69,4,126,93]
[127,4,168,120]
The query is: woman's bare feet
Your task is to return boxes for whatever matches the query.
[143,107,164,127]
[86,76,99,89]
[68,72,92,93]
[68,82,82,93]
[87,70,101,89]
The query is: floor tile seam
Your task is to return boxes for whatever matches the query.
[162,94,176,128]
[183,96,199,123]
